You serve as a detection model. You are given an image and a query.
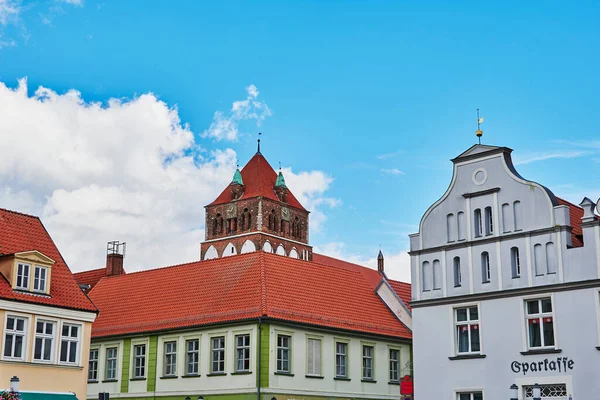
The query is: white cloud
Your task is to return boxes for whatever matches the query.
[60,0,83,5]
[314,242,411,283]
[381,168,404,175]
[0,78,335,273]
[0,0,20,26]
[376,150,403,160]
[513,151,590,166]
[203,85,271,141]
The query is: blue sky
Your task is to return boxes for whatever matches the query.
[0,0,599,280]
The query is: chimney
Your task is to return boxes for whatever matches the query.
[106,241,126,277]
[580,197,597,223]
[377,250,384,273]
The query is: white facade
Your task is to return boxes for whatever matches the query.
[409,145,600,400]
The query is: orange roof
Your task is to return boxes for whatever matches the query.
[74,267,126,291]
[208,153,306,211]
[0,208,97,313]
[557,197,586,248]
[88,251,411,339]
[388,279,412,311]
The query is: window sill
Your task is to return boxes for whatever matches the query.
[596,346,600,351]
[334,376,351,381]
[520,349,562,356]
[88,380,98,384]
[130,377,146,381]
[388,381,400,385]
[159,375,178,379]
[482,280,490,284]
[512,276,521,279]
[231,371,252,375]
[207,372,227,377]
[454,285,462,288]
[182,374,200,378]
[102,379,118,383]
[448,354,487,360]
[361,378,377,383]
[0,359,83,370]
[274,371,294,377]
[305,375,324,379]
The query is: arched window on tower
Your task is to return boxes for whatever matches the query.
[511,247,521,278]
[216,214,223,235]
[481,252,490,283]
[453,257,462,287]
[212,216,218,236]
[240,212,246,231]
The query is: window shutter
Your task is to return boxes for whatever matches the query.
[307,339,314,374]
[314,339,321,376]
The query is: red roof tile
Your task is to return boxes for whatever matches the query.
[88,251,411,339]
[557,197,586,247]
[388,279,412,311]
[74,267,126,291]
[0,208,97,313]
[208,153,306,211]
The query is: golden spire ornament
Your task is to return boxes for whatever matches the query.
[476,109,484,144]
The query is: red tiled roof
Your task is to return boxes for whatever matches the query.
[88,251,411,339]
[208,153,306,211]
[388,280,412,311]
[74,267,126,291]
[0,208,97,313]
[557,197,586,248]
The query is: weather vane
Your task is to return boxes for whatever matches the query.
[476,109,484,144]
[257,132,262,153]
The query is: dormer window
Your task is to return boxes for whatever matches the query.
[16,263,30,290]
[33,266,48,292]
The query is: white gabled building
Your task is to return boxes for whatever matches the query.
[409,144,600,400]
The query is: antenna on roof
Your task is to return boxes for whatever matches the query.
[476,109,484,145]
[257,132,262,154]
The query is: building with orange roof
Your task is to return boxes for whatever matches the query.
[0,208,98,399]
[76,146,413,400]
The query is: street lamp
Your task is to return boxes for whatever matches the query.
[9,376,19,393]
[510,384,518,400]
[532,383,541,400]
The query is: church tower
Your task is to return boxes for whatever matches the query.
[200,146,312,261]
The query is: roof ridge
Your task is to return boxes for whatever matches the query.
[73,267,105,275]
[311,253,372,275]
[0,207,41,220]
[557,196,585,211]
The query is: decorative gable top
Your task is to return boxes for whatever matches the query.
[452,144,512,163]
[13,250,56,266]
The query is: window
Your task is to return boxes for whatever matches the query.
[16,263,30,290]
[502,203,512,232]
[34,320,54,362]
[457,211,466,240]
[546,242,557,274]
[432,260,442,290]
[277,334,291,373]
[3,316,26,359]
[534,244,544,275]
[524,384,566,398]
[474,209,483,237]
[484,206,493,235]
[362,345,374,380]
[422,261,431,291]
[211,336,225,373]
[389,348,400,382]
[526,298,555,349]
[105,347,118,380]
[59,324,80,364]
[447,213,456,242]
[235,334,250,372]
[133,344,146,378]
[453,257,462,287]
[335,342,348,378]
[458,393,483,400]
[164,341,177,376]
[307,338,321,376]
[513,201,522,230]
[481,252,490,283]
[511,247,521,278]
[88,349,99,381]
[33,266,48,292]
[186,339,199,375]
[455,306,480,354]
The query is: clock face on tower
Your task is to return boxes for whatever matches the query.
[281,207,290,221]
[226,204,237,219]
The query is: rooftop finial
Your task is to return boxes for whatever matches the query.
[476,109,484,145]
[279,161,281,171]
[257,132,262,154]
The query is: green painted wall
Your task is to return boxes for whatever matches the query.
[147,335,158,392]
[259,322,269,389]
[121,338,131,393]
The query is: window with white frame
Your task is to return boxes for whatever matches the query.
[389,348,400,382]
[186,339,199,375]
[235,334,250,372]
[484,206,493,235]
[307,338,321,376]
[88,349,99,381]
[481,252,491,283]
[524,384,566,398]
[474,209,483,237]
[277,334,291,373]
[33,320,54,362]
[163,341,177,376]
[455,306,480,354]
[526,298,555,349]
[453,257,462,287]
[16,263,30,290]
[362,345,374,380]
[133,344,146,378]
[335,341,348,378]
[3,316,26,359]
[211,336,225,373]
[511,247,521,278]
[59,324,80,364]
[105,347,118,380]
[458,393,483,400]
[33,266,48,292]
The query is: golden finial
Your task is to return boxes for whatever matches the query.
[476,109,484,144]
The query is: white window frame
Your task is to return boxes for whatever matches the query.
[16,263,30,290]
[105,346,118,380]
[59,322,81,365]
[276,333,292,373]
[484,206,493,235]
[33,265,48,293]
[511,247,521,278]
[388,346,401,383]
[163,340,177,377]
[453,257,462,287]
[334,339,348,378]
[33,318,55,363]
[455,391,484,400]
[454,304,482,355]
[361,343,375,380]
[306,335,322,377]
[474,209,483,238]
[184,337,200,376]
[88,347,99,382]
[2,314,28,361]
[524,296,556,350]
[234,333,251,372]
[210,335,226,374]
[133,343,146,379]
[481,252,490,283]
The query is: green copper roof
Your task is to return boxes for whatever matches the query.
[232,168,243,185]
[275,171,287,188]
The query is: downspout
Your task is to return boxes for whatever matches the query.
[257,316,262,400]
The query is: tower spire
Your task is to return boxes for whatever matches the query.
[257,132,262,154]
